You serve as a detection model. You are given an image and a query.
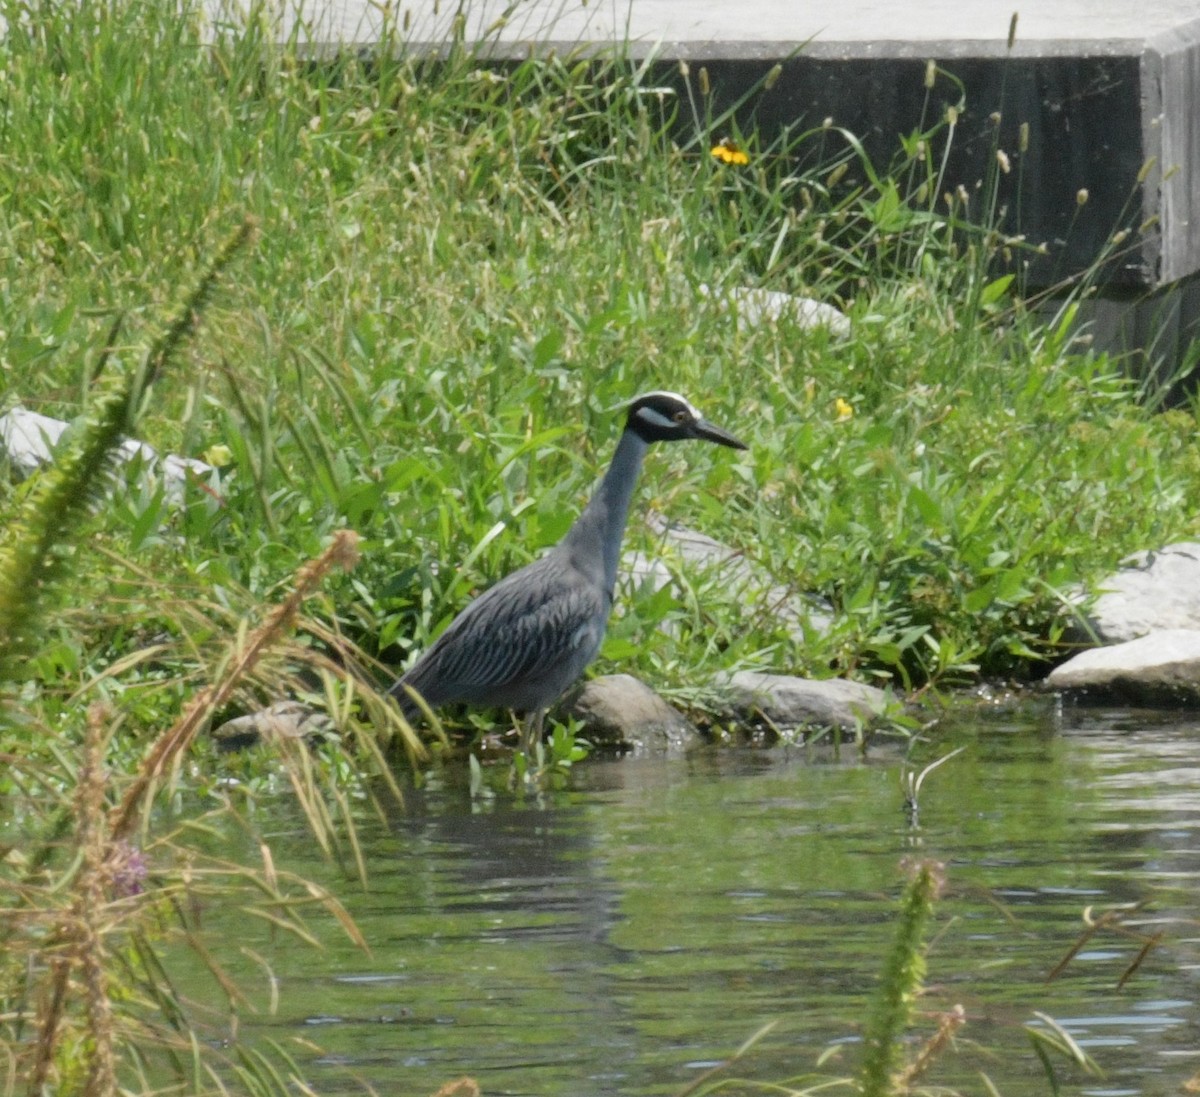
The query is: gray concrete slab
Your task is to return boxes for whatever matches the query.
[248,0,1198,52]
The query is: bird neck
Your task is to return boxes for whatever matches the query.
[563,427,649,593]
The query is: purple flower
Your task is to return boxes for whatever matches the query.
[109,840,149,897]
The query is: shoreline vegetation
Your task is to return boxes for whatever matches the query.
[0,0,1194,1092]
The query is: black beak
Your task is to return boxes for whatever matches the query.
[692,417,748,450]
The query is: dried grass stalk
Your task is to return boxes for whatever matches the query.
[109,530,361,843]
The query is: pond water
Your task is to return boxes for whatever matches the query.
[201,699,1200,1095]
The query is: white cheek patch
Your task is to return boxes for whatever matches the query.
[631,391,702,431]
[634,406,678,432]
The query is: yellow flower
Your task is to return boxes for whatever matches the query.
[710,138,749,166]
[834,397,854,422]
[202,443,233,467]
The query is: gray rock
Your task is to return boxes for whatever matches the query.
[717,670,892,733]
[698,284,851,337]
[1044,628,1200,704]
[558,674,701,751]
[211,700,333,750]
[622,512,834,641]
[1075,543,1200,643]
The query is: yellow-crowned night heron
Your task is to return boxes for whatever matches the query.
[389,391,747,754]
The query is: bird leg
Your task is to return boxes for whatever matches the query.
[520,709,545,762]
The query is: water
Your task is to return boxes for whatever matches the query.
[195,700,1200,1095]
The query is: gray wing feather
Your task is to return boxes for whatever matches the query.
[397,553,608,707]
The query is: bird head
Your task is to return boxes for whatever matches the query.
[625,391,748,450]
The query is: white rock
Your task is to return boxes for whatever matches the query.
[1079,542,1200,643]
[0,407,68,475]
[0,405,213,503]
[699,283,851,337]
[1045,628,1200,704]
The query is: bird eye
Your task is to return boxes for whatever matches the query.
[672,410,689,424]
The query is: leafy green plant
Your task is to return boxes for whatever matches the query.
[510,720,591,788]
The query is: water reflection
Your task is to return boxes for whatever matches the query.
[215,702,1200,1096]
[390,784,618,939]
